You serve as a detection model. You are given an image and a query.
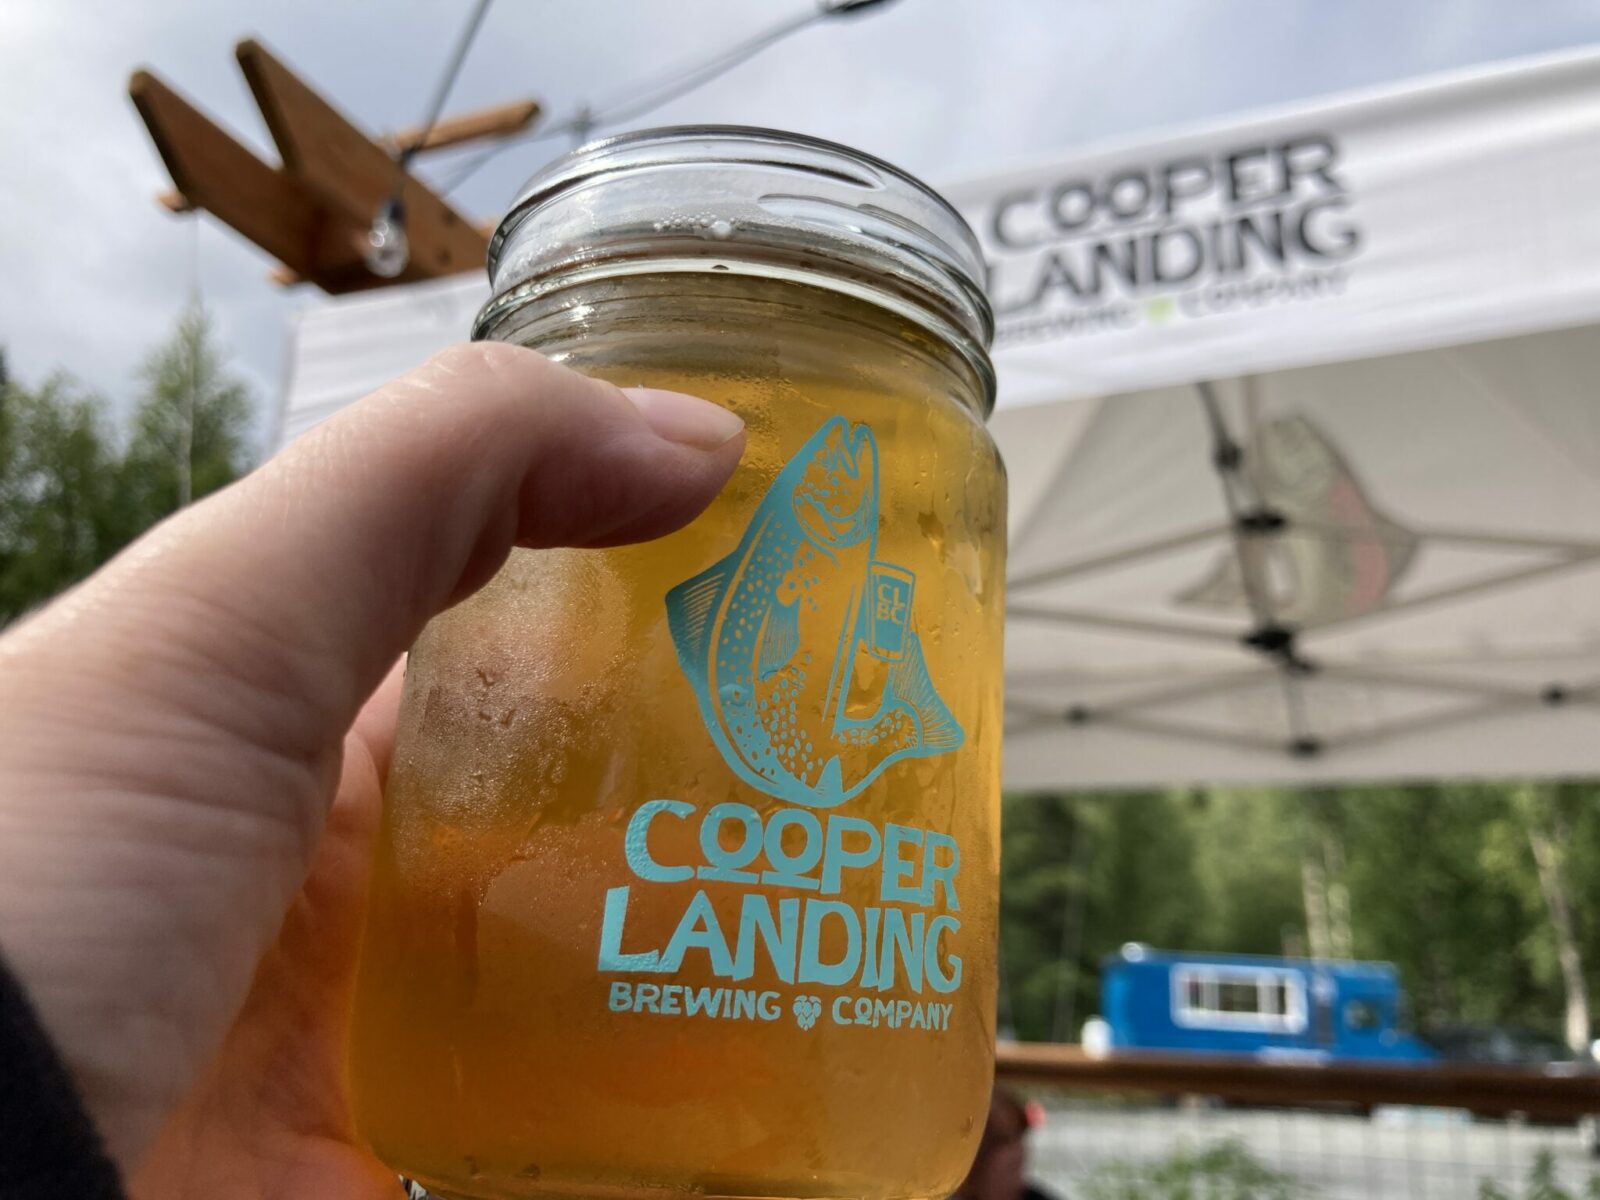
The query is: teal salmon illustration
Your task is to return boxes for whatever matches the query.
[666,416,962,809]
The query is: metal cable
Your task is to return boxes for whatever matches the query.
[365,0,497,277]
[436,0,890,195]
[399,0,496,174]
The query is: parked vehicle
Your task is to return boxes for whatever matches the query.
[1426,1024,1575,1069]
[1086,944,1437,1064]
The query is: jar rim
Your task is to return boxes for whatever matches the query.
[480,125,995,414]
[487,125,986,285]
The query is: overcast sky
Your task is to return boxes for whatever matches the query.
[4,0,1600,443]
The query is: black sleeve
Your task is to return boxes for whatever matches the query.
[0,954,124,1199]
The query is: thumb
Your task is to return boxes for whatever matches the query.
[0,342,743,1167]
[6,341,744,743]
[206,339,744,718]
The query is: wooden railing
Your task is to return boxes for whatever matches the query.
[994,1042,1600,1120]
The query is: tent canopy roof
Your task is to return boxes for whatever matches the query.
[277,46,1600,788]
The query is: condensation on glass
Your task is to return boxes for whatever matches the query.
[349,126,1006,1200]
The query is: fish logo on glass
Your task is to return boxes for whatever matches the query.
[665,417,963,810]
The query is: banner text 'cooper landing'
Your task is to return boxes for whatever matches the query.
[984,132,1363,315]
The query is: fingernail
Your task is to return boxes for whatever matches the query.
[624,388,744,450]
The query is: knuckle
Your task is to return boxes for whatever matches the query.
[471,339,536,373]
[428,341,495,372]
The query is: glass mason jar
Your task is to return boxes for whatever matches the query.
[349,127,1006,1200]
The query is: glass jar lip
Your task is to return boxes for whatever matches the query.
[487,125,987,287]
[481,125,995,413]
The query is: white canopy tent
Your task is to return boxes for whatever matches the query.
[278,46,1600,789]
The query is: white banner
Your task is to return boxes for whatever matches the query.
[944,44,1600,409]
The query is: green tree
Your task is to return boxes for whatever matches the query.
[1000,780,1600,1046]
[1000,791,1208,1041]
[1515,784,1592,1055]
[1479,783,1595,1052]
[120,302,254,529]
[1298,786,1353,959]
[1309,785,1529,1028]
[1185,787,1305,956]
[0,373,120,624]
[0,306,257,629]
[999,791,1094,1041]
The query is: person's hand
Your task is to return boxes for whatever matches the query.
[0,343,745,1196]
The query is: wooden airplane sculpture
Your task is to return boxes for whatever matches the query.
[129,38,538,293]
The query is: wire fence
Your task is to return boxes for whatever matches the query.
[1024,1094,1596,1199]
[997,1046,1600,1199]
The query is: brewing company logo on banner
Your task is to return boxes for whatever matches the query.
[974,131,1364,346]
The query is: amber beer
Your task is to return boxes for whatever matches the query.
[349,130,1005,1200]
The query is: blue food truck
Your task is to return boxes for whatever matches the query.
[1092,944,1437,1063]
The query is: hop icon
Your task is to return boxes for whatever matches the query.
[792,995,823,1030]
